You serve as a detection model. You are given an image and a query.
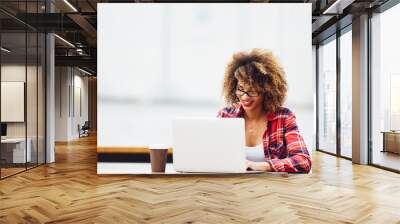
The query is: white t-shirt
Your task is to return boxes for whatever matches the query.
[245,144,265,162]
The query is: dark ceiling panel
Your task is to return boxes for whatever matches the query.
[16,13,82,32]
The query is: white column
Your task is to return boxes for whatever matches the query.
[352,14,369,164]
[46,33,55,163]
[45,0,56,163]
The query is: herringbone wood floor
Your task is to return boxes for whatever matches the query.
[1,135,400,224]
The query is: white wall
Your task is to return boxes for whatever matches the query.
[1,65,40,138]
[55,67,89,141]
[98,3,314,150]
[55,67,69,141]
[72,72,89,138]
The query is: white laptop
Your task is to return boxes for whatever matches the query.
[172,117,263,173]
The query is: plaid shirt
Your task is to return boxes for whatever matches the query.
[217,104,312,173]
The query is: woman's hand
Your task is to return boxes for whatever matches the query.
[246,160,273,171]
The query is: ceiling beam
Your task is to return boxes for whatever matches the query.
[322,0,356,14]
[55,55,96,69]
[67,13,97,46]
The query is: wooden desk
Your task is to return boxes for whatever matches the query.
[1,138,32,163]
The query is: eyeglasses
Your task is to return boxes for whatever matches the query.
[235,88,259,97]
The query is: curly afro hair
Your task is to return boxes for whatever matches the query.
[222,49,287,114]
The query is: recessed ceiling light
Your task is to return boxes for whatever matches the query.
[54,34,75,48]
[1,47,11,53]
[78,67,93,76]
[63,0,78,12]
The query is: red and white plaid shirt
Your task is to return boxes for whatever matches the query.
[218,103,312,173]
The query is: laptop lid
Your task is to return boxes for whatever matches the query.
[172,117,247,173]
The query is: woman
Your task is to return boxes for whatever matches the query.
[218,49,311,173]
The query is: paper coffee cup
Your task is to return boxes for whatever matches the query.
[148,144,169,172]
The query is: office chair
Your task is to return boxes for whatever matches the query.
[79,121,90,138]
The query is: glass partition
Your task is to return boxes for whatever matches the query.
[0,1,46,179]
[317,37,337,154]
[1,31,28,178]
[26,0,43,169]
[38,32,45,165]
[27,30,38,169]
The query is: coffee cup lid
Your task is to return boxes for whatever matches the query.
[148,144,170,150]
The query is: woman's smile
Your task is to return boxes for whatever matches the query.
[241,100,254,108]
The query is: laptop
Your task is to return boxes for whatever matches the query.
[172,117,263,174]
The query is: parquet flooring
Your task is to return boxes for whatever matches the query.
[1,167,26,178]
[1,135,400,223]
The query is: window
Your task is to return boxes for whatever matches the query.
[318,37,337,154]
[340,29,352,158]
[370,3,400,171]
